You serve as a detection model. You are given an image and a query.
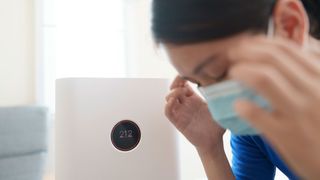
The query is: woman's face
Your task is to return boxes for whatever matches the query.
[163,33,255,87]
[162,0,311,87]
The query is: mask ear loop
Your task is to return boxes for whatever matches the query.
[267,17,275,38]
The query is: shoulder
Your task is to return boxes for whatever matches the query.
[231,135,276,180]
[231,134,271,160]
[231,134,264,149]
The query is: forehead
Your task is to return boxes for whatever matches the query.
[163,42,217,75]
[163,34,249,75]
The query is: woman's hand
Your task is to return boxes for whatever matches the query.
[228,36,320,179]
[165,76,233,180]
[165,76,225,154]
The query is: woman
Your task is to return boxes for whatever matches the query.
[151,0,320,179]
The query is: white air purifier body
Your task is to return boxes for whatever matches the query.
[55,78,179,180]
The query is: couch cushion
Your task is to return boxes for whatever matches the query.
[0,106,48,158]
[0,152,46,180]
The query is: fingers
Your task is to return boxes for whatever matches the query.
[170,75,188,90]
[229,39,320,94]
[165,97,179,121]
[256,37,320,76]
[234,99,279,136]
[233,36,320,75]
[165,77,197,121]
[230,63,304,114]
[165,87,191,103]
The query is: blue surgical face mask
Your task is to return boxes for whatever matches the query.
[198,80,271,135]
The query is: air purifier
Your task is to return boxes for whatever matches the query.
[55,78,179,180]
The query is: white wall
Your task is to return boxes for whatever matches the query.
[125,0,176,78]
[0,0,35,106]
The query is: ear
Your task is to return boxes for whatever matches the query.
[273,0,310,45]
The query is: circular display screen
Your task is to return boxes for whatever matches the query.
[111,120,141,152]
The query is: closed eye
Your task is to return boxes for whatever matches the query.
[215,70,228,82]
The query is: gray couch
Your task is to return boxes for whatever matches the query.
[0,106,48,180]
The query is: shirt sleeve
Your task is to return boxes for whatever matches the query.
[231,135,276,180]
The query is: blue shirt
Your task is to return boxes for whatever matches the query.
[231,135,300,180]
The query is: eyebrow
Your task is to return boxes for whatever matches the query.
[192,54,219,75]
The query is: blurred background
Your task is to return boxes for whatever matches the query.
[0,0,287,179]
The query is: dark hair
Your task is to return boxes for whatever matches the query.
[152,0,320,44]
[301,0,320,39]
